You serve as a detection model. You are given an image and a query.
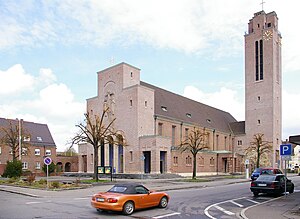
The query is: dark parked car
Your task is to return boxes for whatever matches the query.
[250,174,294,196]
[251,168,282,181]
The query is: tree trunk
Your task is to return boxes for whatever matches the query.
[192,153,197,179]
[94,146,99,181]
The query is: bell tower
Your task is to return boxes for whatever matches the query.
[244,10,282,167]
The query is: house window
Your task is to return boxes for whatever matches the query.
[22,148,28,156]
[22,162,28,170]
[24,136,30,142]
[130,151,133,162]
[158,123,163,136]
[210,157,215,166]
[37,136,43,141]
[172,125,176,146]
[186,156,192,166]
[35,149,40,156]
[46,149,51,156]
[36,162,41,170]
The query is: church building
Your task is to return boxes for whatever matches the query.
[78,10,282,176]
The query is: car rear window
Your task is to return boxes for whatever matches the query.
[108,186,127,193]
[253,168,262,173]
[257,175,276,181]
[261,169,273,174]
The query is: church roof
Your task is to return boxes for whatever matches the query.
[140,81,237,133]
[0,118,56,147]
[229,121,246,135]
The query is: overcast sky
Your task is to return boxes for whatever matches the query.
[1,0,299,151]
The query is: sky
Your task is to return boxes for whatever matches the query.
[1,0,300,152]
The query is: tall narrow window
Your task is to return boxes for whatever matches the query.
[130,151,133,162]
[185,128,189,139]
[158,123,163,136]
[255,41,259,81]
[130,99,133,107]
[172,125,176,146]
[259,39,263,80]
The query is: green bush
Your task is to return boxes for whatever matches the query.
[38,179,47,185]
[3,160,22,178]
[51,181,60,188]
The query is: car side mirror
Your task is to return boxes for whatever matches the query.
[148,190,153,194]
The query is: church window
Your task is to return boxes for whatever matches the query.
[257,24,260,28]
[238,140,242,145]
[158,123,163,136]
[210,157,215,166]
[255,41,259,81]
[185,128,189,139]
[172,126,176,146]
[259,40,263,80]
[199,156,204,166]
[186,113,192,118]
[206,119,211,123]
[267,23,272,27]
[173,156,178,165]
[186,156,192,166]
[161,106,167,112]
[258,119,261,125]
[130,151,133,162]
[258,96,261,101]
[130,72,133,78]
[145,101,147,107]
[130,99,133,107]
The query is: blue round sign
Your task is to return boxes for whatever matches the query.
[44,157,52,166]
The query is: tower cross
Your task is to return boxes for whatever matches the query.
[260,0,266,11]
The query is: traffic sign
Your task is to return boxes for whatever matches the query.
[280,144,292,156]
[44,157,52,166]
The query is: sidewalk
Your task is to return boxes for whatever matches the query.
[241,191,300,219]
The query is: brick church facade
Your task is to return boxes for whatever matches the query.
[78,10,282,176]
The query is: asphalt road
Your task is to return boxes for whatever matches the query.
[1,176,299,219]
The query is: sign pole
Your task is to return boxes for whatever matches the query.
[284,160,287,197]
[47,164,49,189]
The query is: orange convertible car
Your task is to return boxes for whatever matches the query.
[91,183,169,215]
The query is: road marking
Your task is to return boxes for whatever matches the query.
[74,197,89,200]
[230,200,244,207]
[214,205,235,215]
[204,197,246,219]
[246,199,259,204]
[26,201,42,205]
[153,212,181,218]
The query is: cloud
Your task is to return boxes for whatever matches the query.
[183,85,245,121]
[0,64,85,151]
[0,64,35,95]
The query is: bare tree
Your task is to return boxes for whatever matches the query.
[71,108,119,181]
[179,127,209,179]
[245,133,272,168]
[0,120,30,161]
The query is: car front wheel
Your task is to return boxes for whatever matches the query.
[289,185,294,193]
[123,201,134,215]
[158,196,168,208]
